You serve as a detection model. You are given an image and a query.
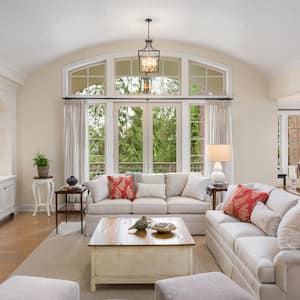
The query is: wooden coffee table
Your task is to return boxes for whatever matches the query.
[88,217,195,291]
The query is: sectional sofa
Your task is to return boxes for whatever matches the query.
[206,183,300,300]
[85,173,211,236]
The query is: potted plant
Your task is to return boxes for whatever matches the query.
[33,153,49,178]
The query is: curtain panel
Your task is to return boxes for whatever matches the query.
[205,100,234,183]
[64,100,88,183]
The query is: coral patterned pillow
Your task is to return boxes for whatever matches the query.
[108,175,135,200]
[224,184,269,222]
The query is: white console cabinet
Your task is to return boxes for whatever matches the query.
[0,176,16,219]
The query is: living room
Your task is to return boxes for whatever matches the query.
[0,0,300,299]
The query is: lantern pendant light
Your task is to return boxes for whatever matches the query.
[138,18,160,75]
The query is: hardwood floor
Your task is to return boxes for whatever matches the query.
[0,212,80,283]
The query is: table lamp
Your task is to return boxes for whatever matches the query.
[207,144,231,186]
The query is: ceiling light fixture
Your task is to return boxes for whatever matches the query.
[138,18,160,75]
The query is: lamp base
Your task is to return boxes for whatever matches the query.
[211,162,225,186]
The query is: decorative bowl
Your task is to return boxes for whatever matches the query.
[151,222,177,233]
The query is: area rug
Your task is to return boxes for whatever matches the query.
[13,222,220,300]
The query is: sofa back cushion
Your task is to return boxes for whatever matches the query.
[250,202,281,236]
[136,183,166,199]
[266,189,299,218]
[165,173,189,197]
[142,174,165,184]
[277,204,300,250]
[84,175,108,202]
[224,184,269,222]
[181,174,210,200]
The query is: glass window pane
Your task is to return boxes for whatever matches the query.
[189,78,206,95]
[118,106,143,173]
[288,115,300,165]
[89,64,105,75]
[132,59,139,76]
[116,60,131,76]
[152,106,177,173]
[88,104,105,179]
[207,68,223,77]
[164,60,179,76]
[190,63,205,76]
[71,77,87,94]
[72,68,87,76]
[207,77,224,95]
[190,105,205,172]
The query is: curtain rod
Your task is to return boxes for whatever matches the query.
[62,96,233,101]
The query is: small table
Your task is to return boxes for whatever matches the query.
[207,184,228,210]
[32,177,55,216]
[88,217,195,292]
[55,186,87,234]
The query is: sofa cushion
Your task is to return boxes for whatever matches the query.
[108,175,135,200]
[181,174,210,200]
[224,184,269,222]
[167,196,211,214]
[277,205,300,250]
[206,210,239,231]
[266,189,299,218]
[87,199,132,214]
[219,222,265,250]
[132,198,167,214]
[234,237,280,283]
[84,175,109,202]
[142,174,165,184]
[165,173,189,197]
[136,183,166,199]
[250,201,281,236]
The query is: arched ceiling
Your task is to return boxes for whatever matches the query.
[1,0,300,78]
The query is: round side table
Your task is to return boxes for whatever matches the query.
[32,177,55,216]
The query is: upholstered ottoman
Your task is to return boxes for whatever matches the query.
[155,272,254,300]
[0,275,80,300]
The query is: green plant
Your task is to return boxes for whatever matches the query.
[33,153,49,167]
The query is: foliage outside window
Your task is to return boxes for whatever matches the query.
[118,106,144,173]
[152,106,177,173]
[190,105,205,172]
[115,58,180,96]
[70,62,106,96]
[89,104,105,179]
[189,61,225,96]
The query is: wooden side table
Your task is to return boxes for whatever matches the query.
[32,177,55,216]
[207,184,228,210]
[55,186,87,234]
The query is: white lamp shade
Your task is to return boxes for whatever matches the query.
[207,144,231,162]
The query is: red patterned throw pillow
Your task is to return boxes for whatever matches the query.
[108,175,135,200]
[224,184,269,222]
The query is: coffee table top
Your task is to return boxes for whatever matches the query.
[88,217,195,247]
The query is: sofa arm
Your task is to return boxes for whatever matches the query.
[273,250,300,298]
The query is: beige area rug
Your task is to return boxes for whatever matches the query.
[13,222,220,300]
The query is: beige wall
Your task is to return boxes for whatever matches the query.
[16,40,277,210]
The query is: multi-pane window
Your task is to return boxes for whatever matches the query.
[88,104,105,179]
[190,105,205,172]
[115,57,180,96]
[288,115,300,165]
[189,61,225,96]
[70,62,106,95]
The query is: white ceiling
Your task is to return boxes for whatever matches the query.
[1,0,300,77]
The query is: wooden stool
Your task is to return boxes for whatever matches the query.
[32,177,54,216]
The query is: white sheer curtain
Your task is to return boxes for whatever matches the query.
[205,100,234,183]
[64,100,88,183]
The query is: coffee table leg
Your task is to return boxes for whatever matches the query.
[91,249,96,292]
[55,194,58,234]
[65,194,68,223]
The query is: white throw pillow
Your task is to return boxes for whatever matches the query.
[84,176,108,202]
[136,183,166,199]
[250,201,281,236]
[277,205,300,250]
[181,174,210,200]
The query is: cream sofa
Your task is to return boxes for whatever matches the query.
[206,183,300,300]
[85,173,211,236]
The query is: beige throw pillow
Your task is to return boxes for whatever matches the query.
[181,174,210,200]
[136,183,166,199]
[250,201,281,236]
[277,205,300,250]
[84,175,109,202]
